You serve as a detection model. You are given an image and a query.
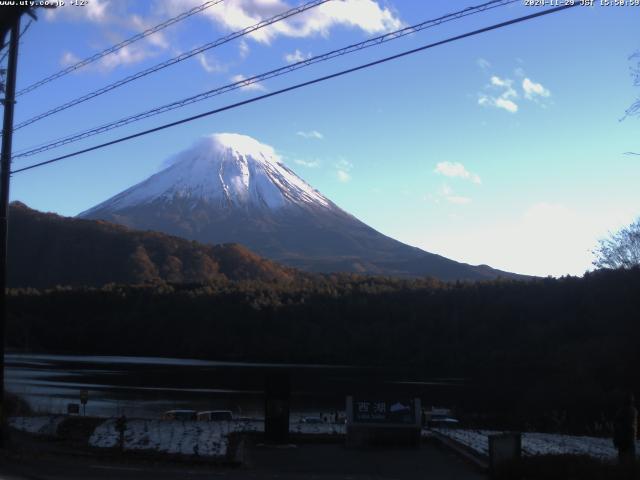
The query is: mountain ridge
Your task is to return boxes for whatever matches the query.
[79,133,524,281]
[8,201,297,288]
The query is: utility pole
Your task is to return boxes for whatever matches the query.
[0,14,21,449]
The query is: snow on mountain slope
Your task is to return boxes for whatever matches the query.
[79,133,523,281]
[81,133,330,216]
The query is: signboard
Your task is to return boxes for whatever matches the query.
[345,396,422,447]
[351,398,417,425]
[264,373,290,444]
[67,403,80,415]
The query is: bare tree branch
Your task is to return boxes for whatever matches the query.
[593,218,640,269]
[623,50,640,119]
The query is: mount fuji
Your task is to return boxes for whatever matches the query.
[79,133,518,281]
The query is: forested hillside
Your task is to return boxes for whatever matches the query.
[8,202,297,287]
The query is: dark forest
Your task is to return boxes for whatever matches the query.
[7,267,640,432]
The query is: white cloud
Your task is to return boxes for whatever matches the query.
[477,58,490,70]
[436,184,472,205]
[490,75,509,88]
[285,49,312,64]
[478,93,518,113]
[46,3,171,72]
[522,77,551,99]
[337,170,351,182]
[239,39,250,58]
[490,76,517,99]
[427,184,472,206]
[312,0,403,35]
[417,203,639,277]
[99,45,149,70]
[494,97,519,113]
[478,95,490,107]
[86,0,110,22]
[335,158,353,183]
[60,51,80,67]
[479,70,551,113]
[478,75,519,113]
[511,203,624,275]
[434,162,481,184]
[230,74,267,91]
[45,0,111,23]
[446,195,472,205]
[198,53,226,73]
[130,14,169,49]
[294,158,320,168]
[60,44,153,73]
[296,130,323,139]
[336,158,353,169]
[159,0,402,44]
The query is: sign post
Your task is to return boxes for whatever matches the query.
[489,432,521,476]
[80,389,88,416]
[264,372,290,444]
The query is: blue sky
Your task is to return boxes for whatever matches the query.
[4,0,640,277]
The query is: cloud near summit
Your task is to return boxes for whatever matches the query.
[158,0,403,44]
[434,162,481,184]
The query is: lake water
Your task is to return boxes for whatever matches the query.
[5,353,463,419]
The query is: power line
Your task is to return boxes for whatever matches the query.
[0,19,32,66]
[15,0,225,97]
[13,0,515,158]
[13,0,519,159]
[11,0,330,131]
[11,4,578,176]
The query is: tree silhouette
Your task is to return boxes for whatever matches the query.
[593,218,640,269]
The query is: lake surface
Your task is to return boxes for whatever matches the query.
[5,353,464,419]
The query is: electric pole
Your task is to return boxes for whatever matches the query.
[0,13,21,449]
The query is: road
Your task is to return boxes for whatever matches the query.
[0,442,486,480]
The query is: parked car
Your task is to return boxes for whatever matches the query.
[423,407,459,428]
[162,409,197,421]
[428,415,459,428]
[236,416,260,422]
[197,410,233,421]
[300,415,323,424]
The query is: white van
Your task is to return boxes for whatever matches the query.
[197,410,233,421]
[162,410,197,421]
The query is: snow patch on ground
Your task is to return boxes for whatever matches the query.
[9,416,65,436]
[10,413,347,459]
[291,422,346,435]
[432,428,634,461]
[90,419,238,457]
[88,418,345,458]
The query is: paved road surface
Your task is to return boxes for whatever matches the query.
[0,442,486,479]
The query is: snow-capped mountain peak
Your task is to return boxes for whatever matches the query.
[79,132,523,281]
[82,133,330,216]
